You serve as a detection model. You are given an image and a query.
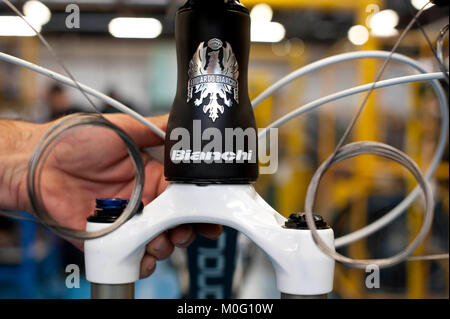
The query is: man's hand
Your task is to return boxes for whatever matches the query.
[0,114,222,278]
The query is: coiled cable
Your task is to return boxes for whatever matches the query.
[304,141,434,269]
[255,3,448,249]
[0,0,149,241]
[27,114,145,241]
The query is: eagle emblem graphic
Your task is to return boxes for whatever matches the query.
[187,38,239,122]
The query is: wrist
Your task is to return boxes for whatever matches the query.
[0,120,48,213]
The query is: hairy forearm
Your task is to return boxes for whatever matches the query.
[0,119,47,212]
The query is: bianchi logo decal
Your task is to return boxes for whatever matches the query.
[187,38,239,122]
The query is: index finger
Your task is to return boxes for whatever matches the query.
[105,113,168,148]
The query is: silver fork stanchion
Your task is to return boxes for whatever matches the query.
[281,293,327,299]
[91,283,135,299]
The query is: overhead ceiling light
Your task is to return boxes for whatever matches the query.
[369,9,399,37]
[249,4,284,43]
[23,1,51,26]
[369,9,399,29]
[251,21,286,43]
[347,25,370,46]
[250,3,273,23]
[108,17,162,39]
[411,0,435,10]
[0,16,42,36]
[371,28,398,37]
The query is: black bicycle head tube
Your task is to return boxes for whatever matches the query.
[164,0,259,184]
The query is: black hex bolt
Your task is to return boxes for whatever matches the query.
[284,213,330,230]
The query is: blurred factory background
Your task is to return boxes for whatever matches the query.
[0,0,448,299]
